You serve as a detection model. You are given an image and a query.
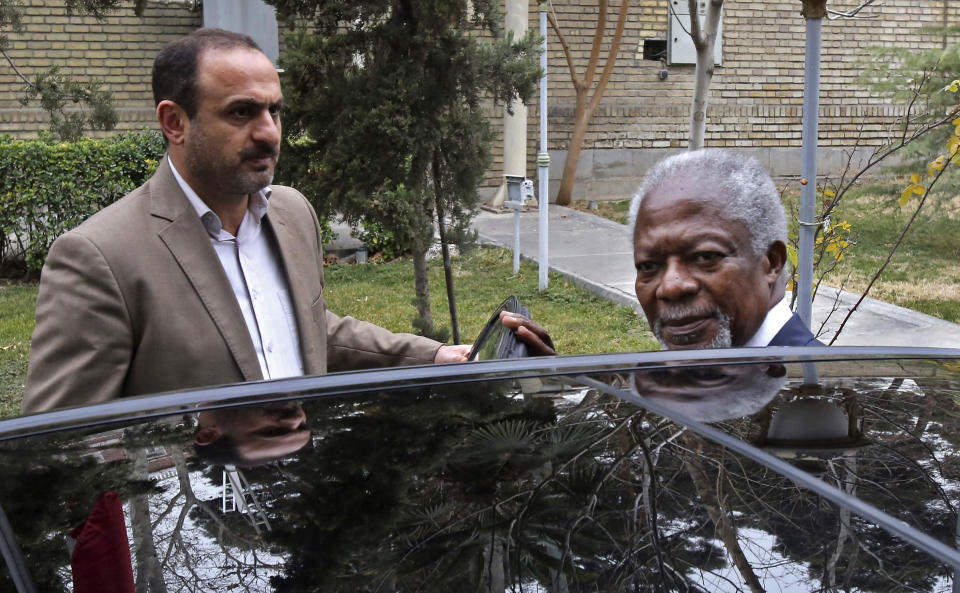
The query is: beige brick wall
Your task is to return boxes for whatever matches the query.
[0,0,200,137]
[2,0,957,197]
[481,0,960,196]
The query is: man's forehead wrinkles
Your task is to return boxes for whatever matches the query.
[636,225,737,250]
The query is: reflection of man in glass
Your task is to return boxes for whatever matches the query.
[632,364,787,422]
[630,149,823,349]
[194,402,310,465]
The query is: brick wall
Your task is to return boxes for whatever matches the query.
[481,0,960,198]
[2,0,957,199]
[0,0,200,137]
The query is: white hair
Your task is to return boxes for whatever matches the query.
[628,149,788,258]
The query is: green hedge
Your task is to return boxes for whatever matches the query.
[0,130,165,273]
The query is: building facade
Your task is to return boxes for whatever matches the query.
[1,0,956,201]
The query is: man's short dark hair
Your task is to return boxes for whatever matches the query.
[152,28,263,119]
[193,434,239,466]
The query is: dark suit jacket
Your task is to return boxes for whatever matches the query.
[768,313,825,346]
[24,158,440,413]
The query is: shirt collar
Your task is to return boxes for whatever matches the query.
[168,156,272,239]
[743,296,794,347]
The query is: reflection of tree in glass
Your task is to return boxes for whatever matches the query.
[252,380,743,592]
[136,445,287,592]
[8,369,958,592]
[709,376,960,592]
[261,383,556,591]
[0,418,285,593]
[0,425,169,593]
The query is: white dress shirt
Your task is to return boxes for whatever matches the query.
[743,296,794,347]
[170,158,304,380]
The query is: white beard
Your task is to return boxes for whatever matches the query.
[653,311,733,350]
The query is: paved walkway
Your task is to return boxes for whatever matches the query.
[472,206,960,348]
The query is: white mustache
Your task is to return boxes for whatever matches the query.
[652,308,732,349]
[657,305,718,323]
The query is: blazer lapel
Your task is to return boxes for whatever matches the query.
[149,158,263,381]
[267,198,325,375]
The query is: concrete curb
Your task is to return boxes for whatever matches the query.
[475,231,643,312]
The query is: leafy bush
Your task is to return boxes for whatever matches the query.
[0,130,164,273]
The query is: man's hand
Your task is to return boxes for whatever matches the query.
[433,313,556,364]
[499,311,557,356]
[434,344,472,363]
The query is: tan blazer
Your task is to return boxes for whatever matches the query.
[23,158,440,413]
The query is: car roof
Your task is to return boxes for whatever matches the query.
[2,346,960,592]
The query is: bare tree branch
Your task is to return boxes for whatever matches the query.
[828,0,882,20]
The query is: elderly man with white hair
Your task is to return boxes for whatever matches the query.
[629,148,823,349]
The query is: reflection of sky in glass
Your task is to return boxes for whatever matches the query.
[689,528,813,592]
[123,470,287,591]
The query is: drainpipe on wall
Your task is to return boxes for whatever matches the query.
[491,0,530,208]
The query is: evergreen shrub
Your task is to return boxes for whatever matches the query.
[0,130,164,273]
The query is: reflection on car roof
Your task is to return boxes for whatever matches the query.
[1,347,960,592]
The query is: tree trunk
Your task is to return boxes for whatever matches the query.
[549,0,630,207]
[825,455,858,590]
[412,247,433,332]
[555,93,591,206]
[481,538,506,593]
[688,45,713,150]
[432,155,460,343]
[688,0,723,150]
[683,436,765,593]
[130,450,167,593]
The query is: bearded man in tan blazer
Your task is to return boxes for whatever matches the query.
[24,29,553,414]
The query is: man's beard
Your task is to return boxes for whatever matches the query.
[652,308,733,350]
[186,123,277,197]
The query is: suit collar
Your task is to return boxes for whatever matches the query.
[148,156,192,222]
[743,297,794,347]
[149,157,264,382]
[770,313,824,347]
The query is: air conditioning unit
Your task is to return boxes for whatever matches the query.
[667,0,722,66]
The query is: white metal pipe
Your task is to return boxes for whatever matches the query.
[538,1,549,291]
[799,16,821,384]
[798,16,820,330]
[513,209,521,275]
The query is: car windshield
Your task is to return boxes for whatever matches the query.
[1,350,959,592]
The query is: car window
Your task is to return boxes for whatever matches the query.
[1,353,959,592]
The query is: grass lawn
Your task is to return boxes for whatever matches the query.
[578,186,960,324]
[0,283,37,419]
[0,246,656,418]
[324,246,656,354]
[798,183,960,324]
[569,199,632,225]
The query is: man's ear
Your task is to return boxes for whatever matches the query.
[765,240,788,283]
[156,100,188,145]
[194,426,222,446]
[766,363,787,378]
